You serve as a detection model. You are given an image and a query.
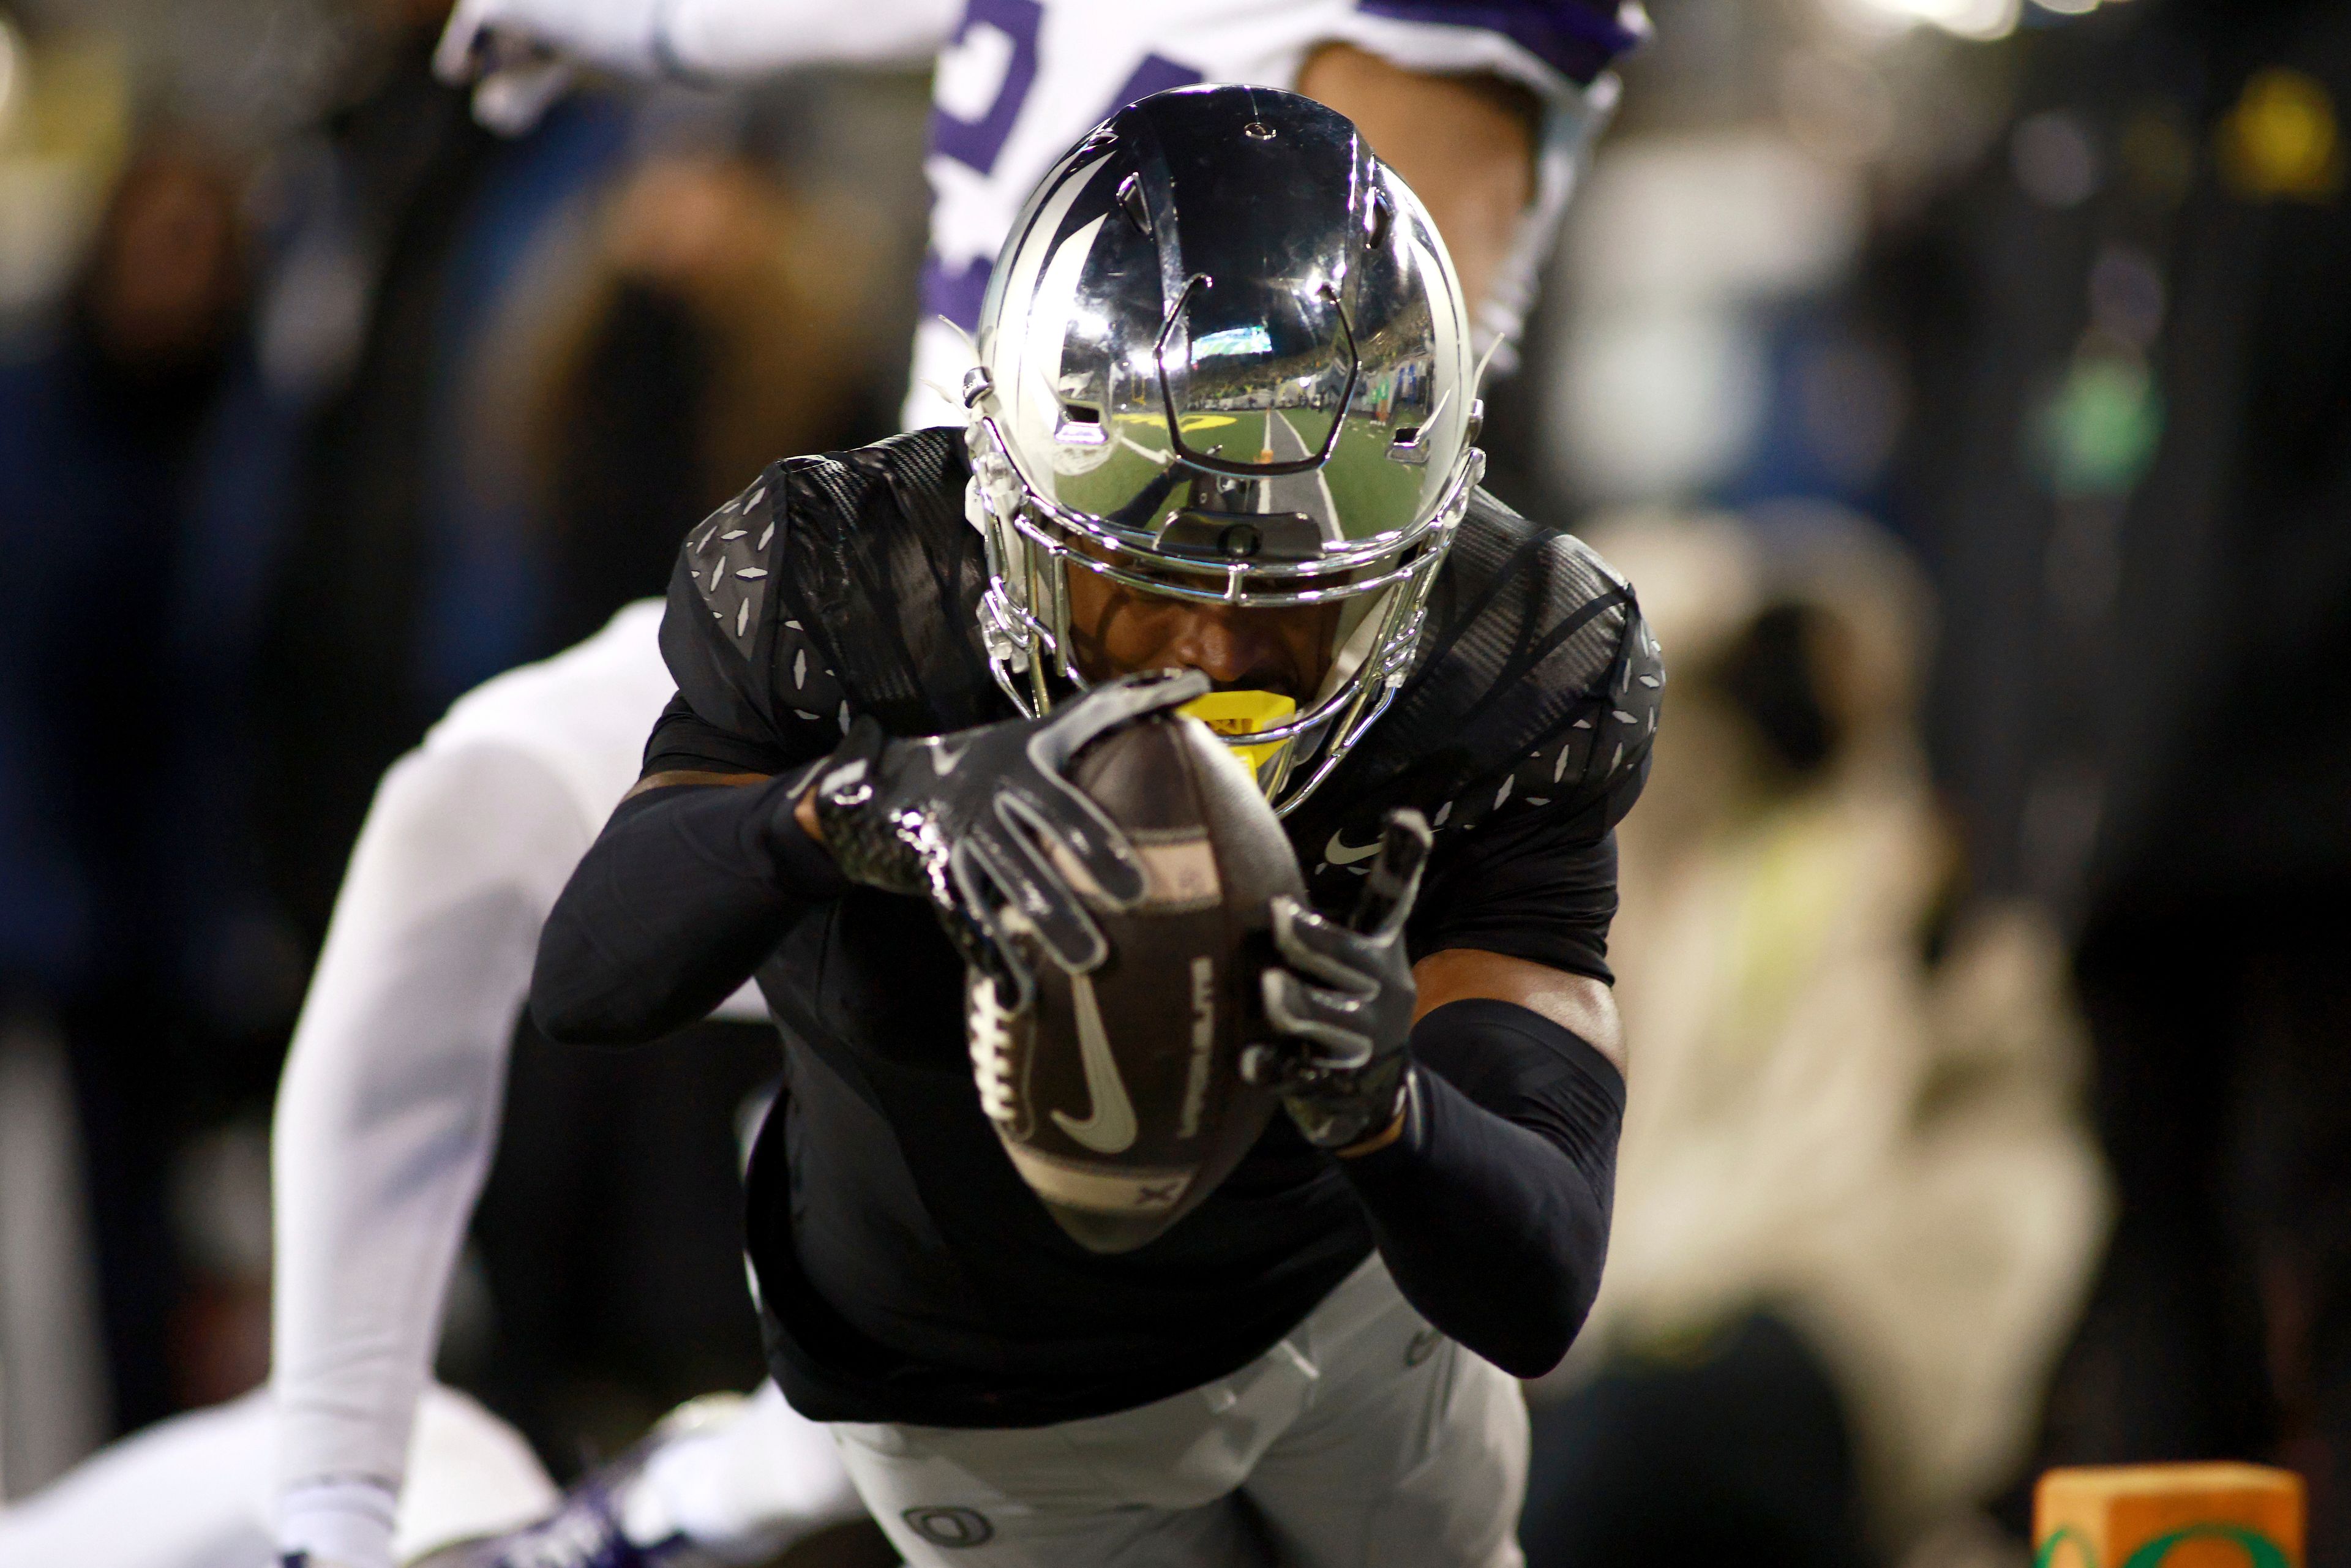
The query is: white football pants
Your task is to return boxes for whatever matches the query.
[830,1255,1529,1568]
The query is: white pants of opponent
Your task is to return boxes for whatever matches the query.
[830,1254,1529,1568]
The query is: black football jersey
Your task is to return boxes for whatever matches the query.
[648,427,1661,1427]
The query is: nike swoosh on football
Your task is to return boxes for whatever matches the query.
[1324,830,1382,867]
[1052,972,1139,1155]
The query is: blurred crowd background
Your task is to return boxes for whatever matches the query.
[0,0,2344,1564]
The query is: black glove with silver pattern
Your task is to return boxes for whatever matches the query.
[1245,809,1433,1150]
[809,669,1208,999]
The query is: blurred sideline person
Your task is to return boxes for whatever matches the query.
[1518,511,2108,1568]
[1,10,1648,1568]
[0,139,305,1437]
[252,0,639,956]
[1877,1,2351,1556]
[0,606,871,1568]
[516,147,883,656]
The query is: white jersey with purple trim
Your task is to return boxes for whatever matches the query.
[902,0,1635,427]
[266,602,773,1567]
[446,0,1638,416]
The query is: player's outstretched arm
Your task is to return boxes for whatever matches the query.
[433,0,958,133]
[530,470,880,1048]
[273,741,593,1568]
[1332,980,1625,1380]
[529,763,843,1046]
[530,667,1207,1045]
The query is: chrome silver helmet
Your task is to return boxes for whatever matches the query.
[963,84,1485,815]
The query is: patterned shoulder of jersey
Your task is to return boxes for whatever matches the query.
[683,463,787,658]
[672,429,981,746]
[1412,547,1660,853]
[1473,577,1661,829]
[681,429,968,659]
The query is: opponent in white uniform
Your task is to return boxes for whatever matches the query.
[266,603,868,1568]
[435,0,1638,421]
[2,8,1643,1566]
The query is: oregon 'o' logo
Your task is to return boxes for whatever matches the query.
[2121,1525,2291,1568]
[2038,1524,2291,1568]
[2038,1528,2099,1568]
[904,1506,995,1548]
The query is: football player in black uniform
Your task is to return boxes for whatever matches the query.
[533,85,1661,1567]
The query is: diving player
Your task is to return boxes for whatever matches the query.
[531,85,1662,1567]
[248,7,1647,1566]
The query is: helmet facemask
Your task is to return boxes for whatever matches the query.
[962,85,1485,815]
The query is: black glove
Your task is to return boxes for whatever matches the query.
[1244,809,1433,1150]
[809,669,1207,996]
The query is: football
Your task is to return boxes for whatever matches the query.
[967,709,1302,1253]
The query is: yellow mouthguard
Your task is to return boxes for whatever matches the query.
[1179,690,1298,788]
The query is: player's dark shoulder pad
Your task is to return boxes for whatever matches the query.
[660,428,1007,752]
[1288,488,1665,894]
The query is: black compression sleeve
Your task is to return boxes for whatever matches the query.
[530,768,849,1046]
[1337,998,1624,1378]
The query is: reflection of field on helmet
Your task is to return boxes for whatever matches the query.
[964,84,1484,815]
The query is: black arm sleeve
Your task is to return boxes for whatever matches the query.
[1337,998,1624,1378]
[529,768,849,1046]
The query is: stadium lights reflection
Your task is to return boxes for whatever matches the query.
[0,14,21,133]
[1832,0,2132,38]
[1828,0,2021,42]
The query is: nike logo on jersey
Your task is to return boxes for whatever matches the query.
[1052,972,1138,1154]
[1324,830,1382,867]
[929,738,972,776]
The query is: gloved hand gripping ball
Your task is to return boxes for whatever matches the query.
[1246,810,1433,1150]
[963,703,1303,1253]
[811,669,1208,1003]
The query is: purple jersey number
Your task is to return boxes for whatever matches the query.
[923,1,1201,333]
[928,0,1043,176]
